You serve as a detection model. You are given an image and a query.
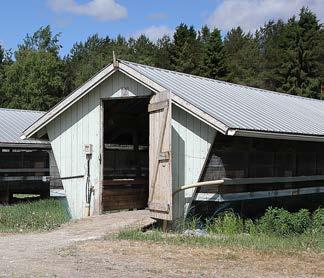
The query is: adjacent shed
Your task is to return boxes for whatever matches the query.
[0,108,52,202]
[23,60,324,220]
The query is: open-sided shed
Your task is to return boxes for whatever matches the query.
[0,108,52,202]
[23,60,324,220]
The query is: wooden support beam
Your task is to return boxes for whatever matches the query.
[102,178,148,186]
[222,175,324,185]
[0,168,49,173]
[195,186,324,202]
[148,100,168,112]
[0,176,46,182]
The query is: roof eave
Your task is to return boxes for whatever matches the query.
[0,142,51,149]
[228,129,324,142]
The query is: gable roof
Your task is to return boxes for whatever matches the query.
[23,59,324,142]
[0,108,50,148]
[122,60,324,139]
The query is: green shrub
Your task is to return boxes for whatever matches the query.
[117,206,323,252]
[244,219,258,235]
[204,207,321,237]
[0,199,70,233]
[206,211,244,235]
[258,207,312,236]
[173,215,203,232]
[312,208,324,233]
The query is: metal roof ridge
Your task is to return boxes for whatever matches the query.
[120,59,324,104]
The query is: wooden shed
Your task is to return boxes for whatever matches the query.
[23,60,324,220]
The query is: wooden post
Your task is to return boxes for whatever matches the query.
[162,220,168,232]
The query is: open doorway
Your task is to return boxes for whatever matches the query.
[102,97,150,211]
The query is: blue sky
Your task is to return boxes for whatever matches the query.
[0,0,323,56]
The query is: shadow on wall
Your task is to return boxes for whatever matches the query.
[172,126,185,219]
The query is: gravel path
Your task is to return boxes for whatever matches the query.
[0,210,154,277]
[0,210,322,278]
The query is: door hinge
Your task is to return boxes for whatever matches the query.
[149,202,170,213]
[159,151,170,161]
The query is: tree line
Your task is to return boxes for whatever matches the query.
[0,7,323,111]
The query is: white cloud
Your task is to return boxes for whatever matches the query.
[48,0,127,21]
[207,0,324,33]
[134,25,174,42]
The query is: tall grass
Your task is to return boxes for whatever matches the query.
[0,199,70,233]
[117,207,324,252]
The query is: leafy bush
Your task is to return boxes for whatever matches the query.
[118,207,324,252]
[206,211,245,235]
[312,208,324,233]
[0,199,70,233]
[186,207,323,237]
[258,207,312,236]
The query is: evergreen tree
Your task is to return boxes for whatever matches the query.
[66,34,113,90]
[155,35,172,69]
[257,20,287,91]
[1,7,323,111]
[199,25,211,46]
[170,24,201,74]
[280,8,322,98]
[0,45,6,106]
[128,35,157,66]
[224,27,262,86]
[201,28,227,79]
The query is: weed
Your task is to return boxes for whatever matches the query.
[117,207,324,253]
[0,199,70,233]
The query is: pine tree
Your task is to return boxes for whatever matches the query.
[0,45,6,106]
[170,24,201,74]
[128,35,157,66]
[202,28,226,79]
[66,34,113,90]
[155,35,172,69]
[224,27,262,86]
[257,20,287,91]
[280,8,322,98]
[0,46,12,107]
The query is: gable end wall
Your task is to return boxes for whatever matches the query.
[47,71,152,218]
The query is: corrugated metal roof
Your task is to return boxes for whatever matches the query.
[122,60,324,136]
[0,108,49,146]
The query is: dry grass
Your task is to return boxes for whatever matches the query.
[67,238,323,277]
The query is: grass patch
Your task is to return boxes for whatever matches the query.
[0,198,70,233]
[117,229,323,253]
[117,207,324,253]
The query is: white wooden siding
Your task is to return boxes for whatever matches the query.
[172,104,216,219]
[47,71,152,218]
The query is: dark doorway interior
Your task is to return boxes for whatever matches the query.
[0,148,50,203]
[102,97,150,211]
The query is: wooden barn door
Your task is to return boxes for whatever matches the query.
[148,92,172,220]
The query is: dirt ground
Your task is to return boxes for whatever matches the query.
[0,210,323,278]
